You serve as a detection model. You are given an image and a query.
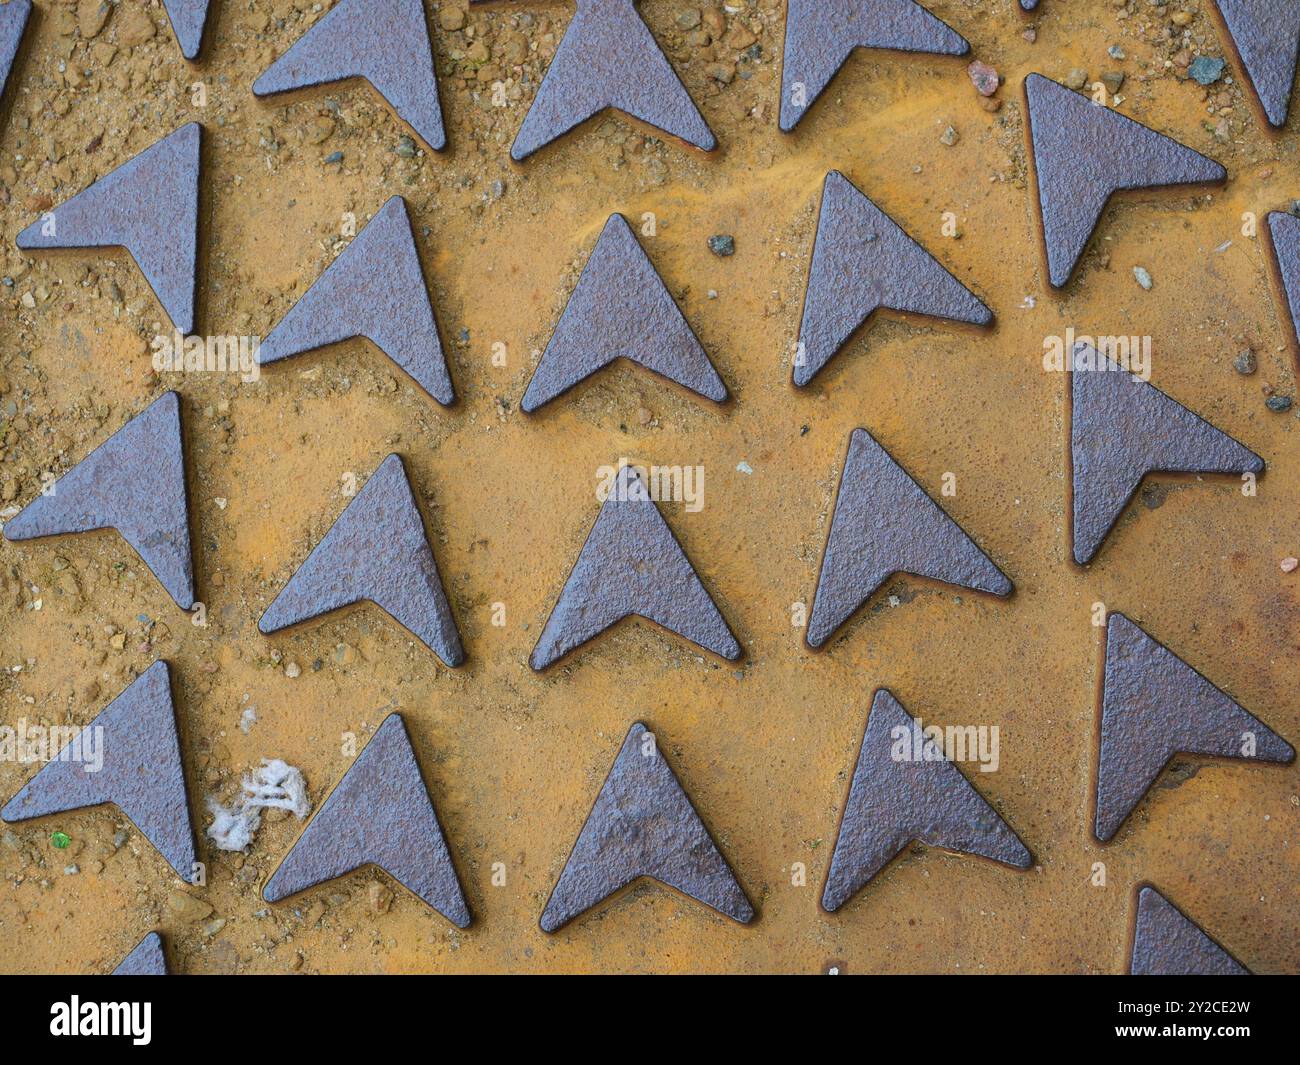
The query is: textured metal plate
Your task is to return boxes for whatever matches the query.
[259,454,465,668]
[162,0,212,61]
[1095,613,1295,843]
[15,123,201,335]
[1070,346,1263,565]
[112,932,169,976]
[531,464,741,669]
[2,391,195,610]
[263,713,471,928]
[822,689,1031,913]
[806,428,1012,650]
[1267,211,1300,355]
[1025,73,1226,288]
[1212,0,1300,128]
[479,0,715,161]
[780,0,968,132]
[540,722,753,932]
[795,170,991,387]
[522,213,727,412]
[1,661,198,882]
[1130,886,1250,976]
[253,0,446,152]
[259,196,455,406]
[0,0,29,106]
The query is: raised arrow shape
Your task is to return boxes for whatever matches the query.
[260,196,455,405]
[2,392,195,610]
[822,690,1031,913]
[16,124,201,334]
[113,932,169,976]
[531,465,740,669]
[1130,886,1250,975]
[263,714,470,927]
[1,662,198,882]
[259,454,464,667]
[1070,346,1263,565]
[1095,613,1294,843]
[1025,73,1226,288]
[522,213,727,411]
[1267,211,1300,357]
[1212,0,1300,128]
[253,0,445,152]
[488,0,715,160]
[0,1,30,107]
[540,722,754,932]
[780,0,968,132]
[163,0,212,60]
[806,428,1012,650]
[795,170,991,387]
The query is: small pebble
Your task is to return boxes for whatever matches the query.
[1133,266,1153,290]
[939,125,959,146]
[1265,395,1293,413]
[285,661,301,679]
[1233,350,1256,375]
[1188,56,1226,85]
[967,60,999,96]
[1065,69,1088,90]
[708,234,735,257]
[1280,557,1298,574]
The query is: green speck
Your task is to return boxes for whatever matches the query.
[51,831,70,849]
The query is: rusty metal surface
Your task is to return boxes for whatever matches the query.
[259,196,455,406]
[530,464,740,669]
[163,0,212,61]
[1025,73,1226,289]
[263,713,471,928]
[540,722,753,932]
[15,123,201,335]
[806,428,1012,650]
[780,0,968,132]
[483,0,715,161]
[1267,211,1300,353]
[1,661,197,882]
[822,690,1031,914]
[2,391,195,610]
[253,0,446,152]
[0,0,29,105]
[1095,613,1295,843]
[112,932,169,976]
[1130,886,1250,975]
[1213,0,1300,128]
[794,170,991,388]
[259,454,464,668]
[521,213,727,412]
[1070,346,1264,565]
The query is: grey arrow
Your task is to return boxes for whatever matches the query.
[1212,0,1300,128]
[540,722,754,932]
[1095,613,1294,843]
[3,391,195,610]
[1130,886,1250,975]
[1267,211,1300,356]
[1070,346,1263,565]
[2,661,198,883]
[16,123,201,334]
[822,689,1031,913]
[522,213,727,412]
[0,1,30,107]
[531,465,740,669]
[112,932,169,976]
[807,428,1011,650]
[795,170,991,387]
[264,713,471,928]
[260,196,455,406]
[260,454,464,668]
[254,0,446,152]
[163,0,212,60]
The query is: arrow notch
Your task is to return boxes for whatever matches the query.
[1,661,198,882]
[3,391,195,610]
[263,714,470,928]
[822,689,1031,913]
[260,454,464,668]
[522,213,727,412]
[259,196,455,406]
[531,465,740,669]
[541,722,754,932]
[795,170,991,387]
[1095,613,1294,843]
[807,428,1011,650]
